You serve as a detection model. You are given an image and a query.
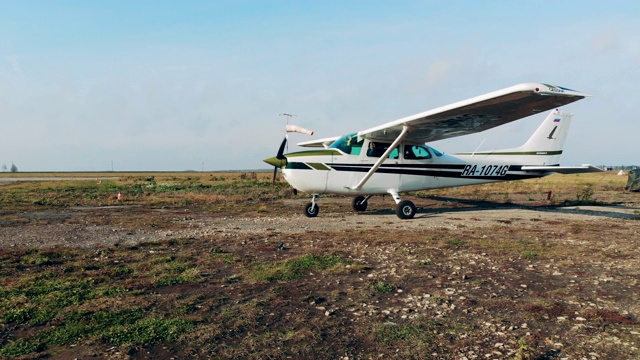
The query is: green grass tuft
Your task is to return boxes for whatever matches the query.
[102,317,195,346]
[369,280,396,293]
[249,254,347,283]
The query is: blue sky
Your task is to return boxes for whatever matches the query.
[1,1,639,171]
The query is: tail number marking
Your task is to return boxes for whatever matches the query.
[461,164,510,177]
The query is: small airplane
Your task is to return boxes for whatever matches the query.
[264,83,602,219]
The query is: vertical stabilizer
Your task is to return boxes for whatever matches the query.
[519,109,573,160]
[456,109,574,165]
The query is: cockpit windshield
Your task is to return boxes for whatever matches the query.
[427,145,444,157]
[329,133,364,155]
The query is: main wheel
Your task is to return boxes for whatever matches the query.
[352,196,368,212]
[304,202,320,217]
[396,200,416,219]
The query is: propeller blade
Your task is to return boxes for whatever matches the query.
[272,166,278,185]
[276,137,287,159]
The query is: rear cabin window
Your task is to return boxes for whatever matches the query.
[329,133,364,155]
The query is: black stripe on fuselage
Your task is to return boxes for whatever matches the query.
[289,162,544,181]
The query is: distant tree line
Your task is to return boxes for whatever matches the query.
[1,163,18,172]
[604,165,639,171]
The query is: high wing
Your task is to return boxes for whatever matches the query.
[359,83,590,143]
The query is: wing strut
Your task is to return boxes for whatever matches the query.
[350,125,411,191]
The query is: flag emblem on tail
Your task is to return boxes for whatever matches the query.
[553,118,561,122]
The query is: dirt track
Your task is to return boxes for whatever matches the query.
[2,197,639,249]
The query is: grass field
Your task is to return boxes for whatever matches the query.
[0,170,628,209]
[1,171,638,359]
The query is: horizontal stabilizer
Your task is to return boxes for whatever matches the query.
[521,165,603,174]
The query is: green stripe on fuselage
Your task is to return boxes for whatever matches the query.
[285,149,342,157]
[286,162,331,170]
[308,163,331,170]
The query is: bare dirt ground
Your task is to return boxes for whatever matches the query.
[1,191,640,359]
[2,196,640,249]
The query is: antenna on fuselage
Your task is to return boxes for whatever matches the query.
[471,139,486,157]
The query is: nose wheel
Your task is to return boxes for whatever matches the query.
[304,195,320,218]
[352,195,371,212]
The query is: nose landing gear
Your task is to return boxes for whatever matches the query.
[304,194,320,218]
[352,195,371,212]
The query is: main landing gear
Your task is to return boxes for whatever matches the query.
[395,199,417,220]
[303,192,417,220]
[388,190,416,219]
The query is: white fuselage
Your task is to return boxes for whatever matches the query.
[281,143,543,196]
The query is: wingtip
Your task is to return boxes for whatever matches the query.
[536,83,592,97]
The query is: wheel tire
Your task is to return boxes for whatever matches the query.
[396,200,416,219]
[304,202,320,218]
[352,196,368,212]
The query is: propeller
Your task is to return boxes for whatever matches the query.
[264,137,288,185]
[263,122,313,185]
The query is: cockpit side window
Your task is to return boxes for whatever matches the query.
[366,141,399,159]
[403,145,432,160]
[329,133,364,155]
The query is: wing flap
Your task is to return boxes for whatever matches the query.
[358,83,589,143]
